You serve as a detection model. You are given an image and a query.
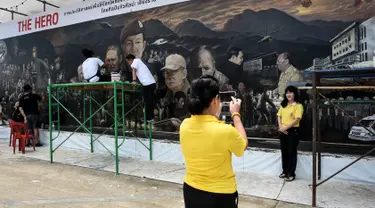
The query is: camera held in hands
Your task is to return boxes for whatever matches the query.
[219,91,236,124]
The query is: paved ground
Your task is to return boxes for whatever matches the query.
[0,147,307,208]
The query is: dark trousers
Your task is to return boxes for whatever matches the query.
[143,83,156,121]
[183,183,238,208]
[280,127,300,177]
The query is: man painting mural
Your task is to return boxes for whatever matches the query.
[275,52,303,98]
[81,49,109,82]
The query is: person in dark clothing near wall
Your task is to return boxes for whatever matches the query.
[19,84,43,146]
[12,101,24,123]
[221,47,244,88]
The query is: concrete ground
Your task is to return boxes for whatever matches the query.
[0,143,307,208]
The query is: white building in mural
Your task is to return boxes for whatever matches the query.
[330,22,360,66]
[359,17,375,63]
[312,56,332,70]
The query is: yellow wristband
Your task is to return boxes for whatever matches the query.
[231,112,241,118]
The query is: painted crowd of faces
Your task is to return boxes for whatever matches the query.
[1,16,374,144]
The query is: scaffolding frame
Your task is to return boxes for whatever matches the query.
[48,81,153,175]
[299,68,375,207]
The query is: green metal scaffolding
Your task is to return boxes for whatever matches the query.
[48,81,153,175]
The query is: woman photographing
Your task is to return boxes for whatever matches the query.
[277,85,303,182]
[180,75,248,208]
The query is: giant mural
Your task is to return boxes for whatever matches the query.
[1,0,375,144]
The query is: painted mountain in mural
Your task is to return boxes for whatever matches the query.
[174,19,218,37]
[144,19,177,38]
[222,8,350,41]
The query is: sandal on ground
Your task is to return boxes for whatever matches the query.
[279,173,287,178]
[285,176,295,182]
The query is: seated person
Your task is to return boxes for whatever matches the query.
[81,49,109,82]
[12,101,24,123]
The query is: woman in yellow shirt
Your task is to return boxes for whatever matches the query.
[180,75,248,208]
[277,85,303,182]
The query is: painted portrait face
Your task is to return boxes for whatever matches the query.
[231,51,244,65]
[106,49,121,72]
[122,33,146,59]
[164,68,186,92]
[198,49,215,76]
[238,82,245,91]
[276,54,289,72]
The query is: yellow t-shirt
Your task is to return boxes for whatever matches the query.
[277,102,304,127]
[180,115,246,194]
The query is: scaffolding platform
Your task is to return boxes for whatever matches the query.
[47,81,152,175]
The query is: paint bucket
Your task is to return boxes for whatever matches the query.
[111,72,121,81]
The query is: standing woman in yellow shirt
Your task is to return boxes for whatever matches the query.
[180,75,248,208]
[277,85,303,182]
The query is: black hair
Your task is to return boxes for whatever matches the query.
[281,85,300,108]
[82,49,94,59]
[23,84,32,92]
[187,75,220,115]
[125,54,136,60]
[226,47,242,59]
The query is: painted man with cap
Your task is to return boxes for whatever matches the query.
[120,19,157,83]
[160,54,190,122]
[120,19,146,60]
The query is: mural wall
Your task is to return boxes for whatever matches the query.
[1,0,375,144]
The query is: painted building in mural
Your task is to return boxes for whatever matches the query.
[0,0,375,143]
[359,17,375,62]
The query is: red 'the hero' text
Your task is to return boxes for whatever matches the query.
[18,12,59,32]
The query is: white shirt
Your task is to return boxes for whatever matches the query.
[131,58,156,86]
[82,57,104,82]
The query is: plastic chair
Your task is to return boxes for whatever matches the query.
[8,119,15,147]
[12,122,36,154]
